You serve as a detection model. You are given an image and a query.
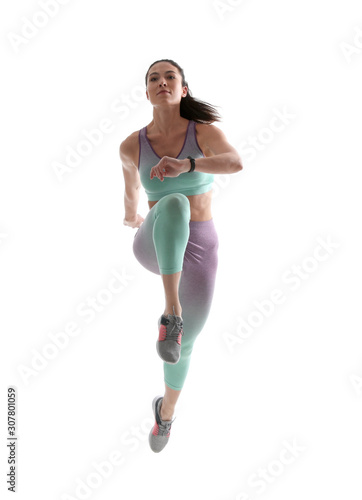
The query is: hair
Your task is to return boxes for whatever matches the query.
[145,59,222,124]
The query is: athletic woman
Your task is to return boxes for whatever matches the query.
[119,59,243,453]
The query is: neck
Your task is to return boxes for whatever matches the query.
[149,105,188,136]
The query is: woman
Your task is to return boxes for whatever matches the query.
[119,59,243,453]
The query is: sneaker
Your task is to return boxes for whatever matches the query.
[156,306,184,364]
[149,396,175,453]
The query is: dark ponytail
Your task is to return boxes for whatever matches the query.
[145,59,222,124]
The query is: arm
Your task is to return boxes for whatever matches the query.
[150,123,243,181]
[119,138,144,228]
[192,123,243,174]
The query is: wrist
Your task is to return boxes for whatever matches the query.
[125,214,137,222]
[182,158,190,173]
[186,156,196,173]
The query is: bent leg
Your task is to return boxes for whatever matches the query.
[133,193,191,276]
[153,193,191,274]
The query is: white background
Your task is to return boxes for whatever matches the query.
[1,0,362,499]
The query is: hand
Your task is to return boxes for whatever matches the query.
[123,214,144,228]
[150,156,189,182]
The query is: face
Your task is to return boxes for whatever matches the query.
[146,62,188,106]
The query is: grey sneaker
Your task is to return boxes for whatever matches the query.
[156,306,184,364]
[149,396,175,453]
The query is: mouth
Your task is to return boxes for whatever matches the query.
[157,90,170,95]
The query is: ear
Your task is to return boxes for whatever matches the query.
[182,86,188,98]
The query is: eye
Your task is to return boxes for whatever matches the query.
[150,77,157,82]
[168,75,175,79]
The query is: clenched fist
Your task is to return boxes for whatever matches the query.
[150,156,189,182]
[123,214,144,228]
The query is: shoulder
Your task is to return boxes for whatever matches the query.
[194,121,227,142]
[119,129,141,167]
[194,122,226,156]
[119,129,140,157]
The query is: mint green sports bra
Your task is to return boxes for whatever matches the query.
[138,120,214,202]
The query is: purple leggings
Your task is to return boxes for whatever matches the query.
[132,200,219,391]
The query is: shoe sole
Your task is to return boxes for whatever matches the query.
[156,340,180,364]
[149,396,163,453]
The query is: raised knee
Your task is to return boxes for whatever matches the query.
[162,193,190,217]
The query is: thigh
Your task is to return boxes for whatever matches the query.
[132,206,160,275]
[132,193,190,275]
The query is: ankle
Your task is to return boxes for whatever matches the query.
[160,405,174,421]
[160,412,173,421]
[164,305,182,317]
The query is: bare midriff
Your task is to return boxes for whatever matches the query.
[148,189,213,221]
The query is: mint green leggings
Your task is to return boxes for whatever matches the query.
[133,193,219,390]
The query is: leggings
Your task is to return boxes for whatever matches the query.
[132,193,219,391]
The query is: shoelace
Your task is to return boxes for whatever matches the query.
[157,417,176,436]
[165,306,184,341]
[157,401,176,435]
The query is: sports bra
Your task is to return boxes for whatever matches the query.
[138,119,214,202]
